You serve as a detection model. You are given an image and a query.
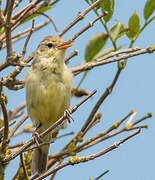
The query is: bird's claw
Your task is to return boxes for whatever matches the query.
[64,109,74,123]
[32,131,42,147]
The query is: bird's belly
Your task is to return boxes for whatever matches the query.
[26,72,70,129]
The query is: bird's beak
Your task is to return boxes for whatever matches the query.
[57,40,74,50]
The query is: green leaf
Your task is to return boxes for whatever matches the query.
[127,10,140,40]
[85,32,109,62]
[144,0,155,21]
[101,0,115,22]
[22,6,52,24]
[110,21,127,42]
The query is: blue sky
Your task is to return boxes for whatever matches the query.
[3,0,155,179]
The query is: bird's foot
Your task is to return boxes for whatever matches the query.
[64,109,74,123]
[32,131,43,147]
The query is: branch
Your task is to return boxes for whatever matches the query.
[69,12,108,41]
[95,170,109,180]
[0,83,9,153]
[8,102,26,120]
[0,0,44,42]
[72,47,155,75]
[34,129,141,180]
[8,114,29,140]
[10,20,50,43]
[81,68,122,135]
[0,120,16,133]
[22,19,35,57]
[47,110,148,162]
[65,50,78,63]
[20,153,29,180]
[77,112,151,152]
[13,0,22,9]
[37,12,59,32]
[0,54,33,90]
[59,0,104,36]
[5,0,14,59]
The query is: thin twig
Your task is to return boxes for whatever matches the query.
[0,120,16,133]
[0,83,9,153]
[5,0,14,59]
[8,102,26,120]
[59,0,104,37]
[69,12,108,42]
[48,110,148,161]
[95,170,110,180]
[96,47,141,61]
[132,112,152,126]
[34,129,141,180]
[8,142,25,149]
[65,50,78,63]
[71,47,155,75]
[9,20,50,42]
[20,153,29,180]
[49,161,62,180]
[0,53,33,90]
[13,0,42,25]
[0,0,43,42]
[13,0,22,9]
[37,12,59,32]
[22,19,35,56]
[8,114,28,140]
[77,111,150,152]
[81,68,122,135]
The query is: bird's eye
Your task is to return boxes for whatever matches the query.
[47,43,53,48]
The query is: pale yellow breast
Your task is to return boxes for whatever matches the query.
[25,65,73,129]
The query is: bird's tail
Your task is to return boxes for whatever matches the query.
[31,134,50,175]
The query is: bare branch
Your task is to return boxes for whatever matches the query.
[59,0,104,37]
[69,12,108,42]
[10,20,50,43]
[81,68,122,135]
[0,120,16,133]
[65,50,78,63]
[0,83,9,153]
[20,153,29,180]
[8,114,28,140]
[5,0,14,59]
[37,12,59,32]
[72,47,155,75]
[22,20,35,57]
[8,102,26,120]
[13,0,22,9]
[35,129,141,180]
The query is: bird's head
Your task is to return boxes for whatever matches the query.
[35,36,73,61]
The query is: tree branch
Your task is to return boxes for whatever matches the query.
[59,0,104,37]
[72,47,155,75]
[34,129,141,180]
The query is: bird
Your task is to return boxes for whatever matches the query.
[25,35,73,175]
